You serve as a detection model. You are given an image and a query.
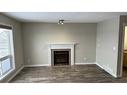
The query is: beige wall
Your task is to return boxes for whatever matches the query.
[96,16,120,77]
[22,23,97,65]
[0,14,24,82]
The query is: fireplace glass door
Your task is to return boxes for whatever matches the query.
[51,49,71,66]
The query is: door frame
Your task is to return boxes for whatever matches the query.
[117,23,127,77]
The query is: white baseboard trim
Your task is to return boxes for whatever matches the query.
[96,62,117,78]
[7,65,24,83]
[75,62,96,65]
[24,64,50,67]
[24,63,96,67]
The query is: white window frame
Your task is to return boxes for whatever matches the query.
[0,24,15,80]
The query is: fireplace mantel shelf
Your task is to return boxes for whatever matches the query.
[48,42,77,45]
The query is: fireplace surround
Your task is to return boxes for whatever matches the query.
[48,43,76,66]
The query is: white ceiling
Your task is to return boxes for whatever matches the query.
[3,12,127,23]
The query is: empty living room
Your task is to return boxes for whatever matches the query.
[1,12,127,83]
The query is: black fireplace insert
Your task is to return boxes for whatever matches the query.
[51,49,71,66]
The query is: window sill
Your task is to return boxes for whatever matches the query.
[0,68,15,81]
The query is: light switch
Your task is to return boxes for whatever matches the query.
[113,46,116,51]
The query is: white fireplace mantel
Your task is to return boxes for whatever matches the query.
[48,42,76,66]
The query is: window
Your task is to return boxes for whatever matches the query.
[0,24,15,80]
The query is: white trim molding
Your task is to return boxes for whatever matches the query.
[48,42,76,66]
[75,62,96,65]
[24,63,96,67]
[96,62,117,78]
[24,64,50,67]
[6,65,24,82]
[0,68,14,81]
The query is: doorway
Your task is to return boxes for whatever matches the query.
[122,26,127,76]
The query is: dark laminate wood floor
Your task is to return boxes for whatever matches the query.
[10,64,127,83]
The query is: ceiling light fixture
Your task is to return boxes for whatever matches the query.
[58,20,64,25]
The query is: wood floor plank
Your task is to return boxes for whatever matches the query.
[10,64,127,83]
